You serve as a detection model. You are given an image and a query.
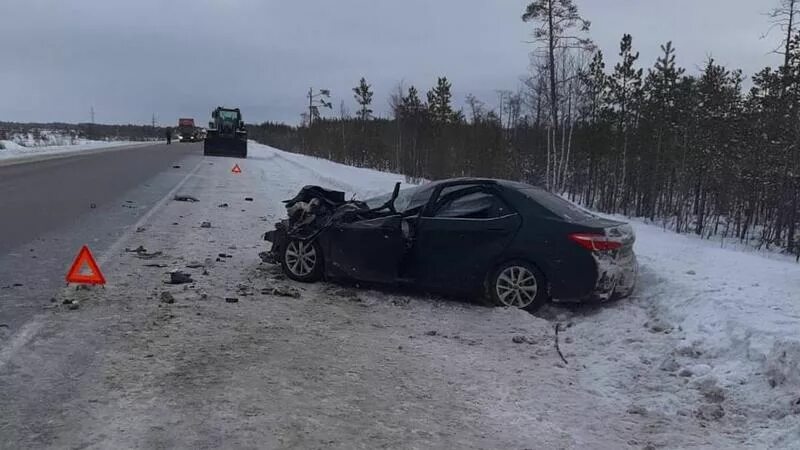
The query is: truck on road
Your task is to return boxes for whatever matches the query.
[177,118,200,142]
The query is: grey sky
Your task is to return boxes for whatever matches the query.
[0,0,783,126]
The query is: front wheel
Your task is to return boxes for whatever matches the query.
[281,239,323,282]
[488,261,547,311]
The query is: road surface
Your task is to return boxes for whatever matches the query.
[0,142,202,337]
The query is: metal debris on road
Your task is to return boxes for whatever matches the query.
[218,203,229,208]
[245,197,254,201]
[200,221,212,228]
[160,291,175,304]
[225,297,239,303]
[136,226,146,232]
[167,271,194,284]
[186,262,205,269]
[173,195,199,202]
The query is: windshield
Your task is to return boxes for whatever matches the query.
[218,110,239,121]
[364,184,433,213]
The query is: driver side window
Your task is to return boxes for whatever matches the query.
[434,191,511,219]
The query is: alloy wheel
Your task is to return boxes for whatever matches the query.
[495,265,538,308]
[285,240,317,277]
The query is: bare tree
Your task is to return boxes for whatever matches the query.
[766,0,800,66]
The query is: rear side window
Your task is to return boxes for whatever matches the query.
[521,188,597,221]
[434,192,512,219]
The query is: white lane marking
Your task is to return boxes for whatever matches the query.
[0,158,204,369]
[97,158,204,265]
[0,320,44,370]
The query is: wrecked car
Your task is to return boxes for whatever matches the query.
[263,178,637,311]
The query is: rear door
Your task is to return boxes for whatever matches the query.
[408,187,521,291]
[326,215,406,283]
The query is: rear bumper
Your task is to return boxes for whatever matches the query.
[590,250,638,301]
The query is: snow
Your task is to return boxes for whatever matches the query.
[5,140,799,448]
[0,139,147,162]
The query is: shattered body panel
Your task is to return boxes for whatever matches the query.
[264,178,639,303]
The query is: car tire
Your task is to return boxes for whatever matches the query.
[281,238,323,283]
[487,260,548,311]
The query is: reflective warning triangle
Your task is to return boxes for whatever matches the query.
[231,164,242,174]
[66,245,106,285]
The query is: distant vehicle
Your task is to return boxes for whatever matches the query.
[203,107,247,158]
[264,178,637,311]
[177,118,199,142]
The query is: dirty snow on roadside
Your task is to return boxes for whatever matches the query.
[0,139,148,162]
[3,141,798,449]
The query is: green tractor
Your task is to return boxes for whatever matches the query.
[203,106,247,158]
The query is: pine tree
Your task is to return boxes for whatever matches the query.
[353,77,374,121]
[426,77,457,124]
[609,34,643,210]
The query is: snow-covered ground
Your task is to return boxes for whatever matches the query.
[4,141,799,448]
[0,138,148,162]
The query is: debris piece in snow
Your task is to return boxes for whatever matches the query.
[686,270,697,275]
[144,263,168,268]
[68,301,80,310]
[258,251,274,264]
[245,197,254,201]
[126,245,146,253]
[200,221,212,228]
[225,297,239,303]
[266,286,301,298]
[186,262,204,269]
[228,245,237,250]
[425,330,438,336]
[12,283,23,287]
[695,404,725,421]
[62,299,73,305]
[136,226,146,233]
[218,203,229,208]
[173,195,198,202]
[160,292,175,304]
[90,203,96,209]
[167,271,193,284]
[512,335,526,344]
[554,323,568,365]
[172,165,181,169]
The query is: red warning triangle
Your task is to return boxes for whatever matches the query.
[231,164,242,174]
[66,245,106,285]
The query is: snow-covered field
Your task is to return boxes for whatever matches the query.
[5,141,799,449]
[0,138,147,162]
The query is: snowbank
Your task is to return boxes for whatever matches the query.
[0,139,147,162]
[253,141,800,447]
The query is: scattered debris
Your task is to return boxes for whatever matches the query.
[160,291,175,304]
[200,221,212,228]
[12,283,23,287]
[185,262,205,269]
[228,245,237,250]
[218,203,229,208]
[686,270,697,275]
[90,203,96,209]
[68,302,80,310]
[512,335,527,344]
[172,165,181,169]
[173,195,199,202]
[218,253,232,258]
[144,263,168,268]
[172,222,179,225]
[265,286,301,298]
[555,323,569,365]
[125,245,147,253]
[225,297,239,303]
[245,197,254,201]
[167,271,194,285]
[62,299,73,305]
[258,251,274,264]
[425,330,438,336]
[49,297,57,303]
[135,226,146,233]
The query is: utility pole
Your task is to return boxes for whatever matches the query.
[90,106,95,124]
[151,113,157,128]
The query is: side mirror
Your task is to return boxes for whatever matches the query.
[391,182,400,202]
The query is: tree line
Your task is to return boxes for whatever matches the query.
[0,121,168,143]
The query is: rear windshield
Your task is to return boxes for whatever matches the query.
[520,188,597,222]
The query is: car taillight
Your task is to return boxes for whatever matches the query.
[568,232,623,252]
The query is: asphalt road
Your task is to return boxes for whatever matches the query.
[0,142,203,335]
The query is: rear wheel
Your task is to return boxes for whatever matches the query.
[488,261,547,311]
[281,239,323,282]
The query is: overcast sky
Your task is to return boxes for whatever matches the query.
[0,0,784,125]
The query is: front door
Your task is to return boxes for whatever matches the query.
[326,215,406,283]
